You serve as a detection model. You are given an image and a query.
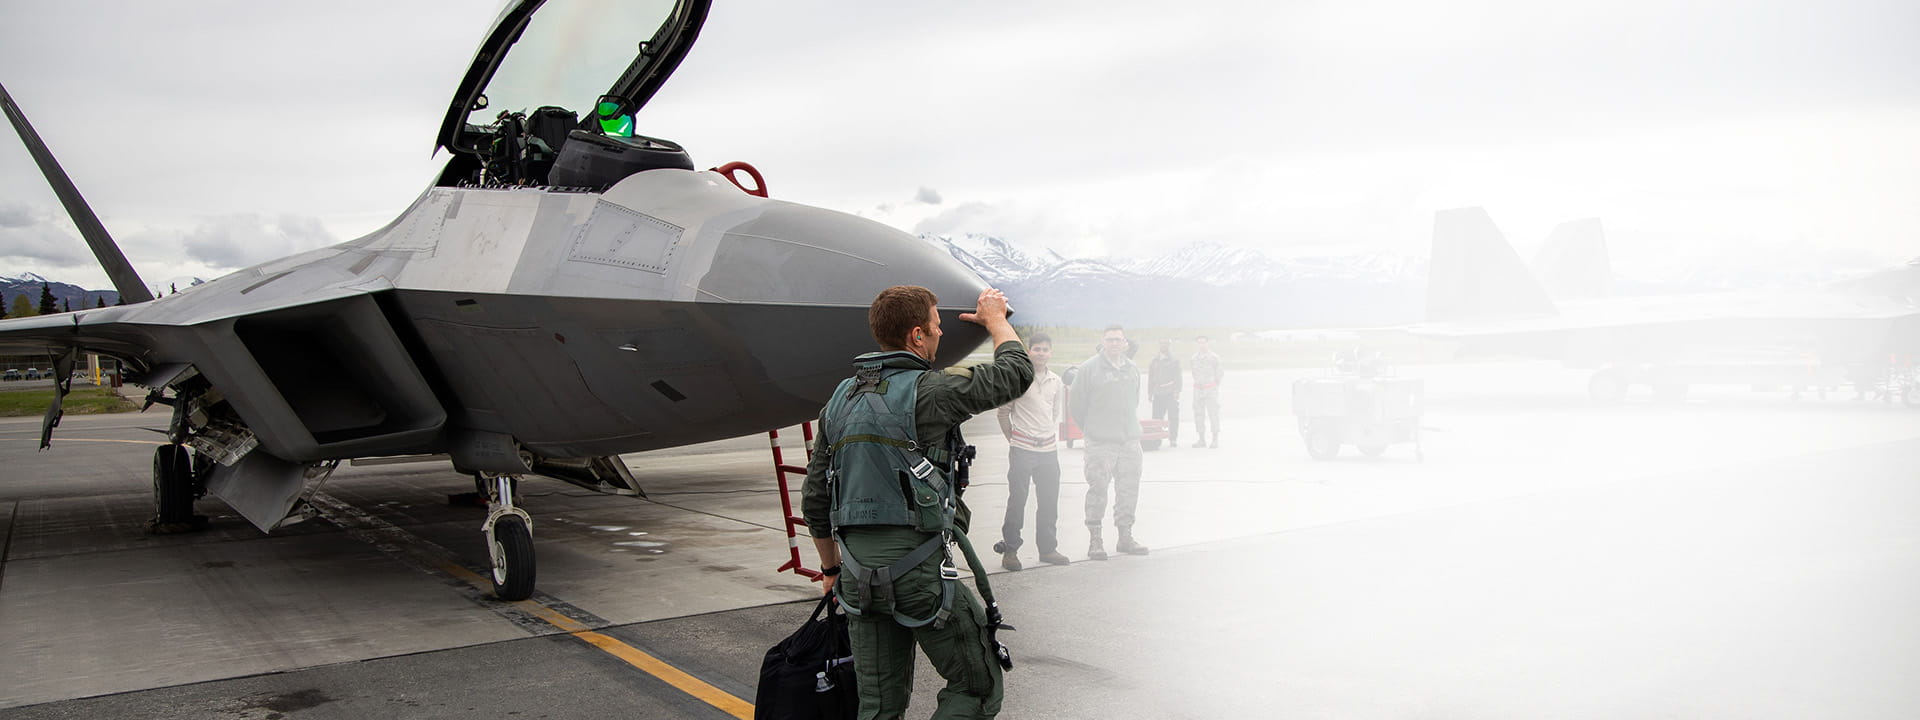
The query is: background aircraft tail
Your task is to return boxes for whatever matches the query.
[1531,218,1612,300]
[1425,207,1557,322]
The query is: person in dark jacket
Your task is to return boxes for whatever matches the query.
[1147,339,1182,449]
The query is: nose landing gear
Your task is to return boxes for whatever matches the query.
[480,473,536,600]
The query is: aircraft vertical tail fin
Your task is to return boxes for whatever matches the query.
[0,82,153,304]
[1531,218,1612,300]
[1425,207,1557,322]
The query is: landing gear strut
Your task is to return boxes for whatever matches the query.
[149,443,207,534]
[481,473,536,600]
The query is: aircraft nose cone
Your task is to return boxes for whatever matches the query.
[697,201,987,310]
[694,199,1000,371]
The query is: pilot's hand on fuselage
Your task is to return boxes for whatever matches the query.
[958,288,1010,326]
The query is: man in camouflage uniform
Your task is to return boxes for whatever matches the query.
[1191,334,1224,448]
[803,285,1030,719]
[1071,325,1149,559]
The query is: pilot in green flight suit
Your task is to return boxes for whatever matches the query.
[803,285,1031,720]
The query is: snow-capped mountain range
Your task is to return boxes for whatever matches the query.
[0,273,208,314]
[926,234,1428,328]
[0,273,121,312]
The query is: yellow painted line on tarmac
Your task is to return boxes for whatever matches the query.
[436,560,755,719]
[311,491,756,718]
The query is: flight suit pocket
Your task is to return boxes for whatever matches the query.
[904,468,949,533]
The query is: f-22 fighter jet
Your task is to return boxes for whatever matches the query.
[0,0,990,600]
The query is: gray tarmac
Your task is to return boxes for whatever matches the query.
[2,361,1917,718]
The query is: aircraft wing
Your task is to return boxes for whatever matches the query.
[0,306,159,360]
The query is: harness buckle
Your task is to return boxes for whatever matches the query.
[938,533,961,580]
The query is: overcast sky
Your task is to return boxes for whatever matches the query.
[1,0,1916,291]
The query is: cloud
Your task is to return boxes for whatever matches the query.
[0,202,91,266]
[0,201,39,228]
[912,200,1102,256]
[180,213,336,270]
[912,201,1001,238]
[914,187,943,205]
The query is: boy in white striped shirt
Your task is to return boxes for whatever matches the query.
[994,332,1070,570]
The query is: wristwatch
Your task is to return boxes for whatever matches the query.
[821,565,841,576]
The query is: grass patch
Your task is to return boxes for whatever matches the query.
[0,386,137,416]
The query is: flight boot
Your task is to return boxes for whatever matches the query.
[1117,530,1150,555]
[1087,530,1108,561]
[1039,550,1071,566]
[1001,551,1023,571]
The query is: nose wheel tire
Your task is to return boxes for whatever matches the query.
[488,514,536,601]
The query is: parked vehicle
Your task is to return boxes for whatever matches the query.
[1292,351,1424,460]
[2,369,19,381]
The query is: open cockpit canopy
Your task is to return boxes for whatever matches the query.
[435,0,709,189]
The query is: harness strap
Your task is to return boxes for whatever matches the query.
[829,433,918,454]
[835,533,955,629]
[827,434,952,466]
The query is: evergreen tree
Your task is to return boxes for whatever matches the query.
[0,293,8,319]
[62,299,71,313]
[38,282,57,315]
[10,294,33,317]
[170,282,178,295]
[95,297,106,309]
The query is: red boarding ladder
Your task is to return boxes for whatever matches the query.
[769,422,822,580]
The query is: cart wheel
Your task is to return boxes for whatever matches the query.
[1304,426,1340,461]
[1358,444,1388,458]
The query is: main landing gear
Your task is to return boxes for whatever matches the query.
[480,473,536,601]
[149,443,209,534]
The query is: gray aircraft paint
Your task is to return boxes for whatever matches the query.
[0,169,991,528]
[0,0,993,545]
